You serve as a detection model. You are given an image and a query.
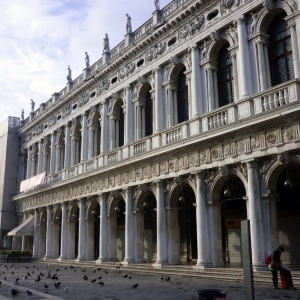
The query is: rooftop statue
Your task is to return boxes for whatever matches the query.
[67,65,72,83]
[21,109,24,121]
[103,33,110,53]
[126,14,132,34]
[85,52,90,69]
[30,99,35,112]
[154,0,160,10]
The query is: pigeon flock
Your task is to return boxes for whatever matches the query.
[0,262,173,298]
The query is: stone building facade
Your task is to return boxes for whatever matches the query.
[8,0,300,269]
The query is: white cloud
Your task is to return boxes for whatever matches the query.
[0,0,170,123]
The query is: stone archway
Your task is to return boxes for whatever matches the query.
[67,204,79,260]
[38,210,47,258]
[52,207,62,259]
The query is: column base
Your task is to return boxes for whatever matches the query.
[75,258,86,262]
[152,261,168,268]
[193,263,212,270]
[43,256,52,260]
[122,259,134,265]
[95,258,108,265]
[253,264,268,271]
[57,257,67,262]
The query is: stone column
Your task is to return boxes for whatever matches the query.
[123,187,134,264]
[32,209,39,258]
[55,144,62,173]
[58,202,68,261]
[290,22,300,78]
[257,41,268,91]
[76,198,86,261]
[230,51,239,101]
[190,44,202,116]
[167,207,180,265]
[49,133,56,173]
[81,112,88,162]
[195,172,211,267]
[44,206,53,259]
[52,217,60,259]
[21,213,27,251]
[37,140,43,174]
[167,88,174,127]
[154,67,163,133]
[154,180,167,266]
[125,85,133,144]
[100,100,109,154]
[237,15,253,98]
[134,210,144,263]
[108,214,118,261]
[245,160,265,269]
[64,123,71,169]
[98,194,108,262]
[136,104,142,140]
[261,193,278,256]
[110,116,116,150]
[88,128,95,159]
[206,67,215,112]
[26,147,32,179]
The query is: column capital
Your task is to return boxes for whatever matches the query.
[153,179,165,187]
[76,198,86,206]
[236,15,246,25]
[242,159,258,168]
[191,171,206,179]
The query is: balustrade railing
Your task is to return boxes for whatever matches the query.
[108,152,118,164]
[134,141,147,155]
[166,128,182,144]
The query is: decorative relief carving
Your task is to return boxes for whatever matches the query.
[79,94,90,107]
[143,167,150,178]
[145,41,166,64]
[96,79,110,96]
[169,161,175,171]
[188,154,197,166]
[151,165,156,176]
[237,164,248,179]
[37,125,44,136]
[251,136,260,150]
[119,62,135,80]
[260,160,272,177]
[179,15,204,40]
[236,141,245,154]
[211,149,219,160]
[48,116,57,128]
[62,105,71,119]
[200,151,206,162]
[266,133,276,145]
[178,157,185,169]
[224,144,232,157]
[283,127,294,142]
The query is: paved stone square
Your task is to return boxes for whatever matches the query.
[0,262,299,300]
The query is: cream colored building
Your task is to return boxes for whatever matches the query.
[7,0,300,269]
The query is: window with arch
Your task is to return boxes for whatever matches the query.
[145,87,153,137]
[217,43,234,107]
[268,12,294,86]
[177,67,189,123]
[118,106,124,147]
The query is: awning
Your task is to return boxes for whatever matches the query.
[7,215,34,237]
[20,173,46,193]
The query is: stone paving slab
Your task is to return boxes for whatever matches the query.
[0,262,299,300]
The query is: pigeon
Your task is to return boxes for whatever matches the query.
[35,276,41,282]
[97,276,102,280]
[166,276,171,282]
[161,277,164,280]
[26,290,32,295]
[129,277,132,279]
[57,282,61,287]
[46,274,51,279]
[82,269,86,273]
[97,268,101,271]
[98,282,104,286]
[70,266,74,269]
[56,269,60,272]
[45,284,48,289]
[84,277,88,281]
[14,279,20,285]
[12,272,14,274]
[123,274,128,278]
[4,277,6,281]
[105,270,108,274]
[64,286,69,292]
[132,283,138,288]
[90,279,96,283]
[12,289,20,296]
[27,273,31,277]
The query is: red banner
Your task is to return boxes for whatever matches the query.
[20,173,46,192]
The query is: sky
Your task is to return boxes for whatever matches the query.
[0,0,170,124]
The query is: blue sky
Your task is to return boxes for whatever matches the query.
[0,0,170,123]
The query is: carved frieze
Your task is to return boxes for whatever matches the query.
[96,79,110,96]
[62,105,71,119]
[79,94,90,107]
[145,41,166,64]
[179,15,204,41]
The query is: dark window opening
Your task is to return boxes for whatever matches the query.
[137,59,144,67]
[168,37,177,47]
[217,43,234,107]
[119,107,124,147]
[57,115,61,120]
[112,77,118,84]
[44,125,47,129]
[145,87,153,136]
[268,12,294,86]
[91,92,96,98]
[73,104,77,110]
[208,10,218,21]
[177,67,189,123]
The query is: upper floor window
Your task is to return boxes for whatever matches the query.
[268,12,294,86]
[119,107,124,147]
[177,67,189,123]
[145,87,153,137]
[217,43,234,107]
